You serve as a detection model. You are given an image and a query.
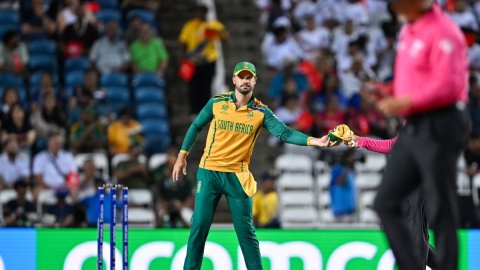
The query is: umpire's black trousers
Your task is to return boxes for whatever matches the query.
[374,105,468,270]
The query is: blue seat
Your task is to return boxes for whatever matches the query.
[105,87,130,115]
[136,104,167,120]
[144,134,170,155]
[0,74,24,89]
[132,73,164,88]
[64,57,90,73]
[0,24,18,39]
[28,40,56,56]
[0,11,20,24]
[28,55,57,72]
[127,9,156,26]
[141,119,169,135]
[134,87,165,104]
[100,73,128,88]
[96,9,121,23]
[65,71,85,88]
[97,0,119,9]
[30,71,59,87]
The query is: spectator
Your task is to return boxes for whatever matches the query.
[114,145,149,189]
[469,76,480,135]
[252,172,280,228]
[72,68,104,107]
[69,106,106,153]
[339,53,375,100]
[309,74,348,113]
[153,146,193,228]
[179,4,228,115]
[261,24,304,71]
[268,59,309,105]
[0,136,30,189]
[274,94,302,127]
[448,0,478,31]
[61,3,99,58]
[130,23,168,75]
[107,107,143,154]
[4,180,35,227]
[56,0,95,33]
[21,0,56,39]
[0,31,29,76]
[31,93,67,141]
[90,21,131,74]
[331,19,361,60]
[30,71,59,106]
[33,132,77,190]
[125,16,150,45]
[296,14,331,63]
[316,95,346,135]
[122,0,159,13]
[329,149,357,222]
[1,86,21,119]
[46,187,75,227]
[2,104,36,152]
[78,158,106,227]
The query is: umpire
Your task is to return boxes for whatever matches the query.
[375,0,469,269]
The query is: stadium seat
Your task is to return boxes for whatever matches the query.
[314,160,330,175]
[100,73,128,88]
[134,87,165,104]
[30,71,59,87]
[127,9,156,26]
[318,209,335,223]
[136,104,167,121]
[358,190,377,209]
[316,174,331,192]
[141,119,169,135]
[74,153,110,181]
[128,189,153,207]
[148,153,168,170]
[277,173,314,190]
[111,153,146,168]
[0,73,24,88]
[359,208,380,224]
[104,87,130,113]
[275,154,313,174]
[95,9,121,23]
[355,153,387,173]
[0,10,20,24]
[65,71,85,88]
[457,171,471,196]
[144,134,170,155]
[132,73,164,88]
[0,24,19,39]
[28,39,56,56]
[317,193,331,209]
[279,191,315,208]
[473,174,480,206]
[97,0,119,9]
[355,172,382,190]
[128,208,156,228]
[28,55,57,72]
[64,57,90,73]
[280,207,317,227]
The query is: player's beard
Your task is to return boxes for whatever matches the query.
[236,83,253,95]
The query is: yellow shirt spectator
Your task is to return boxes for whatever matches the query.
[253,190,279,227]
[107,109,143,154]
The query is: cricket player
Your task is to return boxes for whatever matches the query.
[172,61,330,270]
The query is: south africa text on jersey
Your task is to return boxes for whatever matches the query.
[217,119,254,135]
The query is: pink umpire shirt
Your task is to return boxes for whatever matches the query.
[394,4,468,117]
[357,137,397,154]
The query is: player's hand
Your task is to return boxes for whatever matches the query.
[172,153,187,181]
[310,135,335,148]
[377,96,412,116]
[345,135,359,148]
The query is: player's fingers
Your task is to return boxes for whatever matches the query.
[172,167,178,181]
[182,165,187,175]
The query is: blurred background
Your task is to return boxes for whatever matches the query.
[0,0,480,269]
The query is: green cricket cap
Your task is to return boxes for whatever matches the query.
[233,62,256,77]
